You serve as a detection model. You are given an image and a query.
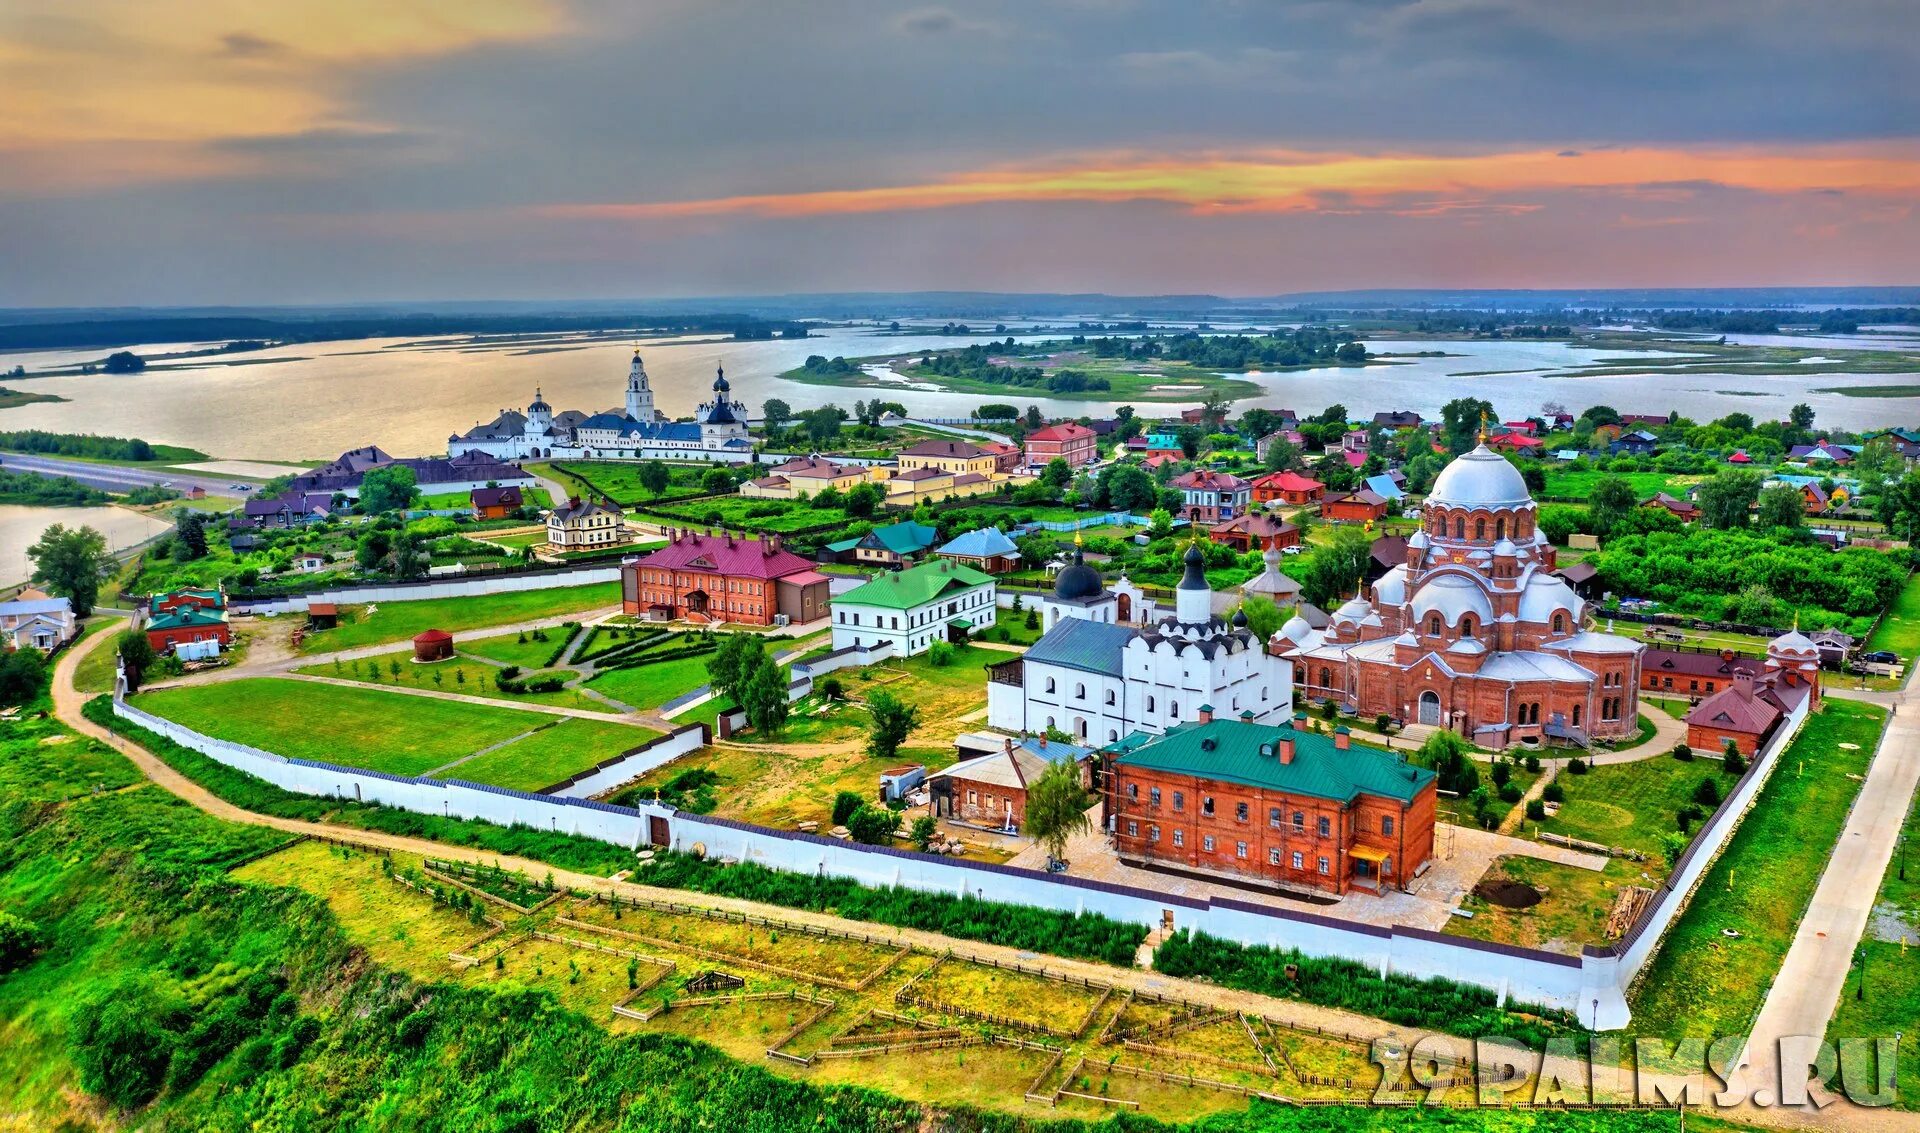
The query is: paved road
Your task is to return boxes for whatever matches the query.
[0,451,250,497]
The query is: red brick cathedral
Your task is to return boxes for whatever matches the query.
[1269,443,1644,748]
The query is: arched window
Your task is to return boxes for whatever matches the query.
[1075,682,1086,700]
[1045,677,1056,694]
[1171,702,1180,718]
[1460,616,1476,639]
[1552,612,1566,634]
[1572,704,1582,726]
[1496,517,1506,541]
[1474,518,1486,541]
[1105,689,1116,706]
[1147,695,1156,712]
[1428,615,1442,636]
[1318,666,1331,687]
[1453,516,1465,539]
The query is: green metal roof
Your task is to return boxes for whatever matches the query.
[836,559,994,611]
[1110,719,1433,805]
[146,607,229,631]
[864,521,939,555]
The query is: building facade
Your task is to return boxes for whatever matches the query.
[1271,443,1645,749]
[546,497,633,551]
[830,559,997,656]
[1250,470,1325,506]
[621,531,830,626]
[1024,422,1099,468]
[896,439,998,477]
[1105,714,1437,897]
[1171,469,1250,524]
[450,354,754,463]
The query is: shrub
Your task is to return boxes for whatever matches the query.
[845,805,896,845]
[817,676,843,701]
[1693,777,1723,807]
[830,790,864,826]
[1490,761,1512,788]
[1673,743,1694,762]
[1568,757,1589,775]
[1723,748,1749,775]
[1498,782,1523,804]
[1523,753,1541,773]
[1525,799,1547,821]
[926,641,955,668]
[0,911,39,973]
[909,814,938,851]
[1660,830,1691,863]
[1374,713,1393,733]
[1542,782,1565,804]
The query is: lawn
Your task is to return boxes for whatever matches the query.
[687,643,1000,749]
[479,529,548,550]
[647,495,853,534]
[1445,856,1634,954]
[1825,788,1920,1108]
[233,841,484,972]
[1867,571,1920,666]
[1540,469,1702,501]
[1534,752,1739,863]
[540,460,719,506]
[1628,699,1887,1039]
[1435,762,1540,830]
[609,740,964,831]
[438,717,658,792]
[460,626,577,669]
[297,580,620,653]
[135,677,553,777]
[416,487,553,511]
[66,617,123,694]
[586,653,715,712]
[293,650,602,711]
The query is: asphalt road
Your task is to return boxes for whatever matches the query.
[0,452,251,497]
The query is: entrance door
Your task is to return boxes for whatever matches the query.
[1116,593,1132,622]
[647,816,669,847]
[1418,690,1441,725]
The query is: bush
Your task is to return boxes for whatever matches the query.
[926,641,955,668]
[1693,777,1723,808]
[1723,748,1749,775]
[68,979,186,1109]
[0,910,40,973]
[845,805,896,845]
[1490,761,1512,788]
[1525,799,1547,821]
[1523,753,1540,773]
[817,676,843,701]
[1542,782,1565,804]
[1673,743,1694,762]
[909,814,938,851]
[1498,782,1523,804]
[830,790,864,826]
[1568,757,1589,775]
[1374,713,1393,733]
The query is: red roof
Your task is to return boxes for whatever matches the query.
[413,629,452,643]
[1252,470,1324,493]
[1687,683,1781,735]
[1171,469,1250,490]
[1728,451,1752,463]
[1341,451,1367,468]
[633,531,817,580]
[1489,432,1544,448]
[1027,423,1095,443]
[1211,513,1297,538]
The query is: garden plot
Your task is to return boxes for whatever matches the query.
[233,841,486,971]
[559,895,910,989]
[897,955,1111,1037]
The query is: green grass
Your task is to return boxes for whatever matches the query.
[646,495,854,533]
[435,717,658,791]
[297,581,619,653]
[416,487,552,511]
[538,459,717,506]
[292,651,601,710]
[459,627,574,669]
[584,653,714,711]
[1540,469,1701,501]
[134,677,553,777]
[1629,699,1887,1039]
[1825,789,1920,1107]
[1534,754,1738,863]
[66,617,122,695]
[478,529,547,549]
[1866,571,1920,664]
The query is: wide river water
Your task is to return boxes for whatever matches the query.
[3,324,1918,461]
[0,504,171,587]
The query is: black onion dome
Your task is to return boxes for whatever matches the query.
[1052,545,1104,600]
[1177,542,1209,591]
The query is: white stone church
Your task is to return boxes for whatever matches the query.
[448,350,756,464]
[987,542,1295,745]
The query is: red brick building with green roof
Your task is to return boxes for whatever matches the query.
[1102,711,1436,897]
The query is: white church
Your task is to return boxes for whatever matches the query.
[448,350,756,464]
[986,541,1295,745]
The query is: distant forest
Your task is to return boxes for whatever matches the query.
[0,314,810,352]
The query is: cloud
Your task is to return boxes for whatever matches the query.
[217,32,287,58]
[892,7,1003,37]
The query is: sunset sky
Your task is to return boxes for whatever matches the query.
[3,0,1917,305]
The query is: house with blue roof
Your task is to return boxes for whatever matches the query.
[934,526,1022,573]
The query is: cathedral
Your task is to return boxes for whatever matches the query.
[987,541,1295,745]
[449,351,755,464]
[1269,443,1643,748]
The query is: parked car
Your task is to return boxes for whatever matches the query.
[1861,649,1899,665]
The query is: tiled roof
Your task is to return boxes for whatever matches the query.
[1172,469,1249,491]
[836,560,994,611]
[633,532,817,580]
[1113,719,1434,805]
[1027,423,1095,443]
[470,486,523,509]
[1687,683,1781,734]
[1022,617,1136,678]
[900,439,986,459]
[1252,470,1324,493]
[1211,513,1295,539]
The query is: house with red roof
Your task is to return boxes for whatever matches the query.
[1170,468,1250,523]
[622,529,830,626]
[1209,512,1300,552]
[1319,488,1389,524]
[1024,422,1099,468]
[1642,492,1700,522]
[1250,469,1326,506]
[1485,431,1544,454]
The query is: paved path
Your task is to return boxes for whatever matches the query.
[0,451,249,497]
[273,673,655,726]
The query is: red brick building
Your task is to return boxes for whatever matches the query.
[1024,422,1099,469]
[1209,512,1300,553]
[1250,470,1325,506]
[1171,469,1251,524]
[1319,488,1389,523]
[1104,712,1437,896]
[144,599,231,655]
[622,530,831,626]
[1640,647,1761,698]
[1682,630,1821,755]
[927,736,1096,831]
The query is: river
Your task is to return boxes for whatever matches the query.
[2,324,1918,459]
[0,503,172,587]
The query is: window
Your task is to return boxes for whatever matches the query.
[1496,517,1506,541]
[1173,792,1185,812]
[1075,683,1086,700]
[1428,616,1442,636]
[1460,616,1476,639]
[967,790,977,805]
[1268,807,1281,828]
[1173,830,1184,847]
[1127,783,1138,801]
[1382,816,1395,836]
[1552,612,1566,634]
[1105,689,1116,706]
[1291,851,1304,870]
[1202,835,1215,852]
[1149,825,1160,842]
[1171,702,1179,718]
[1475,518,1486,541]
[1150,787,1162,807]
[1269,847,1281,865]
[1045,677,1056,694]
[1317,816,1331,837]
[1147,695,1156,712]
[1236,841,1248,859]
[1572,704,1582,726]
[1318,856,1330,876]
[1453,517,1465,539]
[1235,802,1248,822]
[1126,821,1138,837]
[1201,796,1215,817]
[1292,811,1305,831]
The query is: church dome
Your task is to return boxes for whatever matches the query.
[1373,563,1411,607]
[1493,537,1519,557]
[1410,571,1494,628]
[1176,543,1208,591]
[1769,628,1819,656]
[1426,444,1533,510]
[1052,547,1104,601]
[712,364,730,393]
[528,388,550,413]
[1277,615,1313,643]
[1333,594,1374,624]
[1408,529,1429,550]
[1517,573,1581,625]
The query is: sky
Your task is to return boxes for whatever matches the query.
[2,0,1918,306]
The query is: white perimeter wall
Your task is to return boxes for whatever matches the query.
[236,564,622,615]
[113,680,1827,1031]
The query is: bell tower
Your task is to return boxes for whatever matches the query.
[625,349,656,422]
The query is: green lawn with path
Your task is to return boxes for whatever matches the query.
[536,459,717,506]
[1628,698,1888,1039]
[646,495,854,533]
[297,581,620,653]
[1866,571,1920,664]
[460,627,578,669]
[436,717,659,792]
[134,678,553,777]
[1533,753,1739,863]
[66,618,122,695]
[586,653,715,712]
[1825,789,1920,1108]
[292,651,600,711]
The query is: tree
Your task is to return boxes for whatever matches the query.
[1237,596,1283,641]
[1440,397,1496,454]
[1297,525,1373,607]
[1042,457,1073,493]
[865,690,920,762]
[27,524,106,617]
[391,532,425,580]
[1788,402,1817,436]
[1694,468,1763,529]
[1197,389,1231,430]
[68,980,185,1109]
[842,480,885,518]
[1335,341,1367,364]
[803,406,845,444]
[116,630,156,692]
[0,910,39,973]
[700,466,735,495]
[1099,465,1158,513]
[909,814,939,851]
[976,403,1019,420]
[355,529,391,571]
[1175,425,1204,460]
[1755,483,1806,531]
[740,655,790,737]
[173,510,208,561]
[831,791,865,826]
[358,464,419,514]
[637,460,672,498]
[761,398,792,431]
[101,350,146,373]
[846,804,897,845]
[1587,475,1637,537]
[1240,408,1284,441]
[1024,759,1092,867]
[706,633,766,708]
[0,648,48,707]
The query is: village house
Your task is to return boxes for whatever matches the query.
[0,594,75,653]
[240,491,337,529]
[1024,422,1099,469]
[1639,647,1762,697]
[1255,428,1306,463]
[1171,469,1250,524]
[1608,429,1661,456]
[1131,433,1185,460]
[144,589,231,657]
[1683,629,1822,754]
[896,439,999,477]
[1372,411,1423,430]
[934,527,1023,574]
[980,441,1023,472]
[1642,492,1701,522]
[738,456,869,500]
[1250,470,1325,506]
[546,497,632,551]
[292,445,535,499]
[1485,431,1544,455]
[825,520,940,568]
[1866,428,1920,462]
[470,485,523,519]
[1209,512,1300,553]
[1318,488,1389,524]
[1619,413,1672,428]
[830,558,997,657]
[928,736,1095,833]
[151,587,224,615]
[621,530,829,626]
[880,464,996,504]
[1788,440,1858,465]
[1104,712,1438,897]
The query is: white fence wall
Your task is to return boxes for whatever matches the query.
[236,564,623,615]
[541,725,709,799]
[110,684,1832,1031]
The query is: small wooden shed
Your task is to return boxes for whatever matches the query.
[412,629,454,663]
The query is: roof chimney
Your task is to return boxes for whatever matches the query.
[1278,735,1296,764]
[1197,705,1213,724]
[1334,726,1351,751]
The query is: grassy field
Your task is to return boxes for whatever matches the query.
[135,677,553,777]
[1445,856,1633,955]
[540,460,720,506]
[685,642,1000,749]
[646,495,853,533]
[1629,699,1887,1038]
[1435,762,1540,830]
[1533,753,1738,863]
[66,617,122,694]
[1867,571,1920,664]
[459,626,574,669]
[297,580,620,653]
[1825,789,1920,1108]
[437,717,658,791]
[293,651,602,710]
[586,653,714,712]
[1540,469,1702,501]
[416,487,553,511]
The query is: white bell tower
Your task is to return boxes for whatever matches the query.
[625,349,656,422]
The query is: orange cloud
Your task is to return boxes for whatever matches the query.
[537,144,1920,222]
